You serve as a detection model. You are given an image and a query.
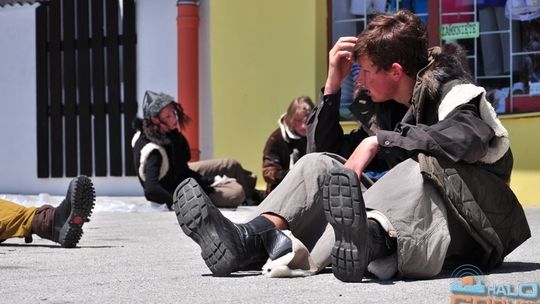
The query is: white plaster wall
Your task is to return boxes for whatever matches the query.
[0,1,211,196]
[0,4,47,194]
[136,0,178,116]
[199,0,213,160]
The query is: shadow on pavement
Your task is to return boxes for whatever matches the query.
[490,261,540,274]
[201,270,261,278]
[0,243,117,249]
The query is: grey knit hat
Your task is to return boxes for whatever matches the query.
[142,90,176,119]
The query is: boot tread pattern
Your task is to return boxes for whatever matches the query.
[323,167,369,282]
[173,178,237,276]
[59,175,96,248]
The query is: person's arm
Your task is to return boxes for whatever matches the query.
[346,98,496,177]
[307,91,345,154]
[377,98,495,164]
[324,36,358,95]
[307,36,372,158]
[307,91,373,158]
[344,136,379,176]
[262,133,288,188]
[142,150,173,207]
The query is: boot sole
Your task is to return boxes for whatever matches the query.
[323,167,369,282]
[58,176,95,248]
[173,178,239,276]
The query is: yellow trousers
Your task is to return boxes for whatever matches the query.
[0,199,37,240]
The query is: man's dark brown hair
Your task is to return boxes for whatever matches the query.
[354,10,428,77]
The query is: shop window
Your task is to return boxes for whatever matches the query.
[440,0,540,113]
[328,0,540,117]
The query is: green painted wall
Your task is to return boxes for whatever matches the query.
[501,114,540,206]
[208,2,539,205]
[209,0,327,189]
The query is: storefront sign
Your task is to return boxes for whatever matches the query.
[441,22,479,40]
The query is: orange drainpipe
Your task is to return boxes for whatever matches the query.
[177,0,200,161]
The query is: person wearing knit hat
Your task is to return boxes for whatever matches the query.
[132,90,259,209]
[142,91,177,119]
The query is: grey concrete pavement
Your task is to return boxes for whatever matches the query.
[1,203,539,304]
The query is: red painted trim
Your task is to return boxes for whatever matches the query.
[505,96,540,113]
[177,3,200,161]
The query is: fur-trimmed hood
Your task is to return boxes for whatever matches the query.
[412,43,509,164]
[411,43,474,123]
[132,117,171,146]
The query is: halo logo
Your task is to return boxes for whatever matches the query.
[449,264,539,304]
[450,265,486,296]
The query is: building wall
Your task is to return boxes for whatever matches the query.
[0,0,327,196]
[501,115,540,205]
[0,4,59,194]
[209,0,327,189]
[2,1,538,205]
[0,1,182,195]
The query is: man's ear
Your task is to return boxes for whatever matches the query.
[390,62,404,80]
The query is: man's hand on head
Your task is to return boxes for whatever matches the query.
[324,36,358,95]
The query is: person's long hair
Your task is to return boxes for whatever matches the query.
[173,102,191,131]
[284,96,314,135]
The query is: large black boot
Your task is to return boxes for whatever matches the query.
[323,166,369,282]
[32,175,95,248]
[54,175,95,247]
[323,167,396,282]
[323,166,396,282]
[173,178,292,276]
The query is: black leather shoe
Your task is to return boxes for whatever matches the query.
[323,166,369,282]
[173,178,291,276]
[53,176,95,248]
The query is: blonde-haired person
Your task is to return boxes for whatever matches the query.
[262,96,314,194]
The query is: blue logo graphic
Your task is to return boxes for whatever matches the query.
[449,264,540,301]
[450,264,486,295]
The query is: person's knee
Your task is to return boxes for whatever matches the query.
[223,191,245,208]
[298,152,335,167]
[213,183,245,207]
[211,193,245,208]
[233,189,246,204]
[297,152,321,165]
[222,157,241,168]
